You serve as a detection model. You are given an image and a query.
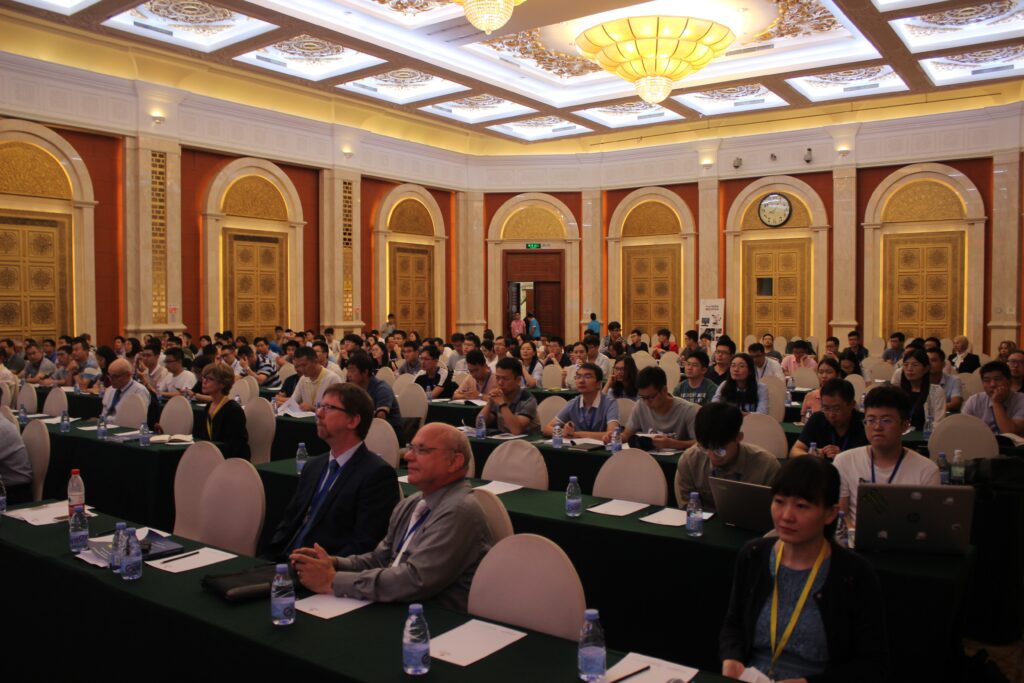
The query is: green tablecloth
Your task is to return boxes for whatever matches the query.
[0,504,730,682]
[35,385,105,419]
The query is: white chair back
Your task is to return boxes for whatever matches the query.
[22,419,49,502]
[958,372,982,401]
[865,337,886,357]
[806,336,820,356]
[978,352,992,364]
[42,387,68,417]
[761,375,786,422]
[775,336,788,353]
[197,458,265,555]
[593,448,668,506]
[861,356,888,374]
[234,376,258,406]
[276,363,296,383]
[396,383,428,427]
[741,413,789,459]
[481,441,548,490]
[844,373,867,399]
[0,404,16,426]
[452,372,469,388]
[564,364,578,388]
[927,414,1000,460]
[662,362,681,390]
[17,382,37,413]
[468,534,585,641]
[631,351,656,370]
[173,442,225,539]
[0,383,11,409]
[159,395,194,436]
[243,397,276,465]
[541,364,563,390]
[365,417,401,469]
[639,333,651,346]
[743,334,757,350]
[391,373,415,396]
[375,366,395,386]
[616,397,634,426]
[112,394,147,428]
[537,395,567,428]
[469,488,514,542]
[658,351,680,369]
[792,367,819,389]
[940,338,954,355]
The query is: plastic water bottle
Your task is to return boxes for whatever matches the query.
[67,468,85,519]
[296,442,308,474]
[609,427,622,453]
[950,449,965,485]
[69,504,89,554]
[808,442,819,458]
[804,406,814,424]
[95,380,104,396]
[577,608,606,682]
[272,400,279,416]
[120,528,143,581]
[138,422,151,447]
[475,414,486,439]
[922,408,934,440]
[937,452,950,485]
[18,404,27,426]
[0,476,7,514]
[109,521,128,572]
[59,409,70,433]
[402,603,431,675]
[565,476,583,518]
[686,491,704,537]
[552,421,564,448]
[834,510,849,548]
[785,376,794,404]
[271,564,296,626]
[73,381,81,395]
[97,414,108,441]
[858,392,866,412]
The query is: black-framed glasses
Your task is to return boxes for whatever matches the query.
[317,403,352,415]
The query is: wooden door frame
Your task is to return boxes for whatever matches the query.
[388,241,435,338]
[502,249,565,338]
[221,228,289,340]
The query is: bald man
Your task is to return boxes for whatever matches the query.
[101,358,152,417]
[291,423,491,612]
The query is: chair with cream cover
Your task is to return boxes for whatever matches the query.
[616,397,634,426]
[541,364,563,391]
[958,372,982,401]
[927,413,999,460]
[743,334,757,350]
[865,337,886,358]
[662,362,681,391]
[564,364,578,388]
[806,336,820,357]
[481,440,548,490]
[0,404,16,426]
[173,441,224,539]
[22,419,49,502]
[41,387,68,417]
[775,337,788,354]
[112,394,147,428]
[236,375,259,406]
[631,351,656,370]
[844,373,867,399]
[940,338,954,355]
[760,375,786,423]
[276,363,296,385]
[792,367,819,390]
[593,448,668,506]
[468,534,585,641]
[468,487,514,542]
[741,412,789,460]
[17,382,37,413]
[375,366,396,386]
[1,383,11,409]
[861,356,887,376]
[658,351,680,369]
[159,395,194,436]
[397,383,428,429]
[244,397,276,465]
[366,416,401,468]
[391,373,415,396]
[196,458,265,554]
[537,395,567,428]
[640,333,651,346]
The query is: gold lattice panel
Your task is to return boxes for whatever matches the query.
[0,142,71,200]
[342,180,354,321]
[743,238,810,341]
[622,245,680,339]
[882,181,965,223]
[884,232,964,340]
[622,201,681,237]
[223,229,288,340]
[389,242,433,338]
[0,211,72,341]
[388,198,434,236]
[151,151,168,325]
[222,175,288,221]
[501,206,566,239]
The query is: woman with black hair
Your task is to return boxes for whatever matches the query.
[898,347,947,430]
[837,350,867,381]
[517,339,543,388]
[712,353,768,414]
[603,355,638,400]
[799,357,843,416]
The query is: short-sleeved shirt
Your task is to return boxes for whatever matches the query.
[555,392,620,432]
[157,370,197,394]
[706,365,730,385]
[797,410,868,453]
[962,391,1024,434]
[675,442,781,511]
[833,446,940,525]
[672,377,718,407]
[21,357,56,379]
[487,388,539,434]
[882,347,904,364]
[626,396,699,440]
[415,369,456,399]
[253,355,279,384]
[367,376,403,433]
[781,355,818,375]
[0,417,33,487]
[842,346,869,362]
[935,373,962,403]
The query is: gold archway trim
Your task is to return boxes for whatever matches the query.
[222,175,288,221]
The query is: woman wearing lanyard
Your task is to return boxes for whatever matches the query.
[194,361,251,460]
[898,348,946,431]
[720,456,888,682]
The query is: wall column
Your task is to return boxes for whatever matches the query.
[697,176,720,329]
[455,191,486,333]
[320,168,363,334]
[989,150,1021,351]
[580,188,602,339]
[830,164,858,338]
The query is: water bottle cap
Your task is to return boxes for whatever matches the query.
[71,468,80,476]
[125,527,136,534]
[809,442,817,448]
[298,442,306,448]
[569,476,578,482]
[74,505,85,512]
[276,563,289,573]
[115,522,127,529]
[409,603,424,614]
[584,608,599,620]
[689,491,700,499]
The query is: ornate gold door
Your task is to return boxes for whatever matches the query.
[622,245,680,337]
[222,229,287,340]
[884,232,964,340]
[389,242,433,338]
[0,211,72,340]
[743,238,810,341]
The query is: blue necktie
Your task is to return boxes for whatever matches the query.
[109,388,124,414]
[289,459,343,552]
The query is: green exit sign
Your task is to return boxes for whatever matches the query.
[525,243,542,249]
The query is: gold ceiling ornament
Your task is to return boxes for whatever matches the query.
[273,35,347,63]
[451,0,526,35]
[576,16,735,104]
[919,0,1015,26]
[805,65,893,86]
[692,84,768,100]
[375,68,435,88]
[145,1,233,23]
[514,115,566,127]
[370,0,447,15]
[485,30,602,78]
[448,94,505,109]
[933,45,1024,70]
[598,101,658,114]
[754,0,840,42]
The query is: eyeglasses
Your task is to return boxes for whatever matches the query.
[576,373,597,382]
[317,403,352,416]
[638,391,660,403]
[406,444,451,456]
[863,417,899,428]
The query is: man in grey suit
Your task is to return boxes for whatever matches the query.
[290,422,492,612]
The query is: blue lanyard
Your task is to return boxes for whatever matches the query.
[870,447,906,484]
[396,507,431,553]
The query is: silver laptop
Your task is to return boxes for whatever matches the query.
[709,477,775,533]
[855,484,974,554]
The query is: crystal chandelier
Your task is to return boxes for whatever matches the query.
[452,0,527,35]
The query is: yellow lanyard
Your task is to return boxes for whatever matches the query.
[207,397,229,437]
[769,539,828,676]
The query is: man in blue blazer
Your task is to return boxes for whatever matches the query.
[265,383,400,561]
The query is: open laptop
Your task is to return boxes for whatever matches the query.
[855,483,974,554]
[709,477,775,533]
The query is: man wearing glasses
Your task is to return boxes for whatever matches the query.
[790,379,868,458]
[267,383,399,562]
[961,360,1024,436]
[344,352,404,442]
[833,385,939,526]
[101,358,152,416]
[290,422,492,612]
[154,347,197,398]
[612,366,698,451]
[478,358,539,435]
[542,362,619,441]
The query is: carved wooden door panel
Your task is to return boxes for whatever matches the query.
[389,242,433,339]
[223,229,287,340]
[884,232,964,340]
[622,245,680,338]
[0,211,71,340]
[743,238,810,341]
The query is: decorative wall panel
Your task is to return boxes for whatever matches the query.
[622,201,681,237]
[501,206,566,239]
[222,175,288,220]
[0,211,72,340]
[882,181,965,222]
[741,191,811,230]
[151,151,168,325]
[743,238,810,340]
[222,229,287,340]
[342,180,355,320]
[389,242,433,338]
[388,198,433,235]
[884,232,964,339]
[622,245,680,338]
[0,142,72,200]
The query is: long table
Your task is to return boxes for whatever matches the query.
[0,504,729,682]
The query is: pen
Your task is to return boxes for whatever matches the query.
[159,550,201,564]
[606,664,651,683]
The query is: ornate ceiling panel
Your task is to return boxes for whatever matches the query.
[234,33,385,80]
[920,44,1024,86]
[787,65,909,101]
[420,94,536,123]
[674,83,788,115]
[103,2,277,52]
[488,116,592,141]
[339,68,469,104]
[574,101,684,128]
[889,0,1024,53]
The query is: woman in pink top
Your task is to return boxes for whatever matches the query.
[800,357,842,417]
[509,311,526,338]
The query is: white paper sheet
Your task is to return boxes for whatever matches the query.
[604,652,699,683]
[739,665,773,683]
[587,500,649,517]
[77,425,98,431]
[25,413,48,419]
[93,527,170,542]
[149,434,194,444]
[429,398,450,403]
[74,549,109,567]
[39,416,81,425]
[490,433,527,440]
[474,480,523,495]
[649,448,681,456]
[3,501,96,525]
[430,619,527,667]
[545,437,605,447]
[638,509,714,527]
[295,594,371,619]
[146,547,235,572]
[60,387,76,393]
[398,475,409,483]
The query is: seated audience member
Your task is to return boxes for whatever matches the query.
[290,423,492,612]
[673,351,718,407]
[194,362,250,459]
[517,339,544,388]
[791,379,867,459]
[543,335,571,370]
[479,339,499,372]
[833,385,940,526]
[135,341,170,394]
[882,332,905,364]
[675,402,780,510]
[155,347,197,398]
[70,337,102,390]
[926,348,962,413]
[267,383,399,561]
[345,352,404,441]
[19,342,56,383]
[289,347,343,411]
[680,329,700,359]
[961,360,1024,436]
[842,329,869,362]
[0,348,16,401]
[243,341,279,385]
[898,348,947,430]
[1009,350,1024,393]
[838,350,867,382]
[0,417,33,505]
[543,362,619,441]
[781,340,818,376]
[314,341,343,376]
[707,336,736,385]
[799,358,843,416]
[218,344,241,377]
[604,355,639,400]
[948,335,980,374]
[822,336,841,362]
[720,456,888,683]
[478,358,540,435]
[760,333,783,363]
[39,344,74,386]
[712,353,769,415]
[997,340,1018,363]
[276,339,300,368]
[89,345,117,390]
[599,321,624,355]
[614,366,698,451]
[414,346,456,399]
[583,335,612,379]
[628,328,649,355]
[396,340,422,376]
[101,358,151,417]
[650,328,679,359]
[446,333,466,373]
[749,342,785,382]
[453,350,496,400]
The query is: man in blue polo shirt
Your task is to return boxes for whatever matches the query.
[541,362,619,441]
[790,378,868,459]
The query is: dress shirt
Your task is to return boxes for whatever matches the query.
[101,380,152,415]
[754,358,786,382]
[291,367,343,407]
[20,357,56,379]
[962,391,1024,434]
[554,392,620,432]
